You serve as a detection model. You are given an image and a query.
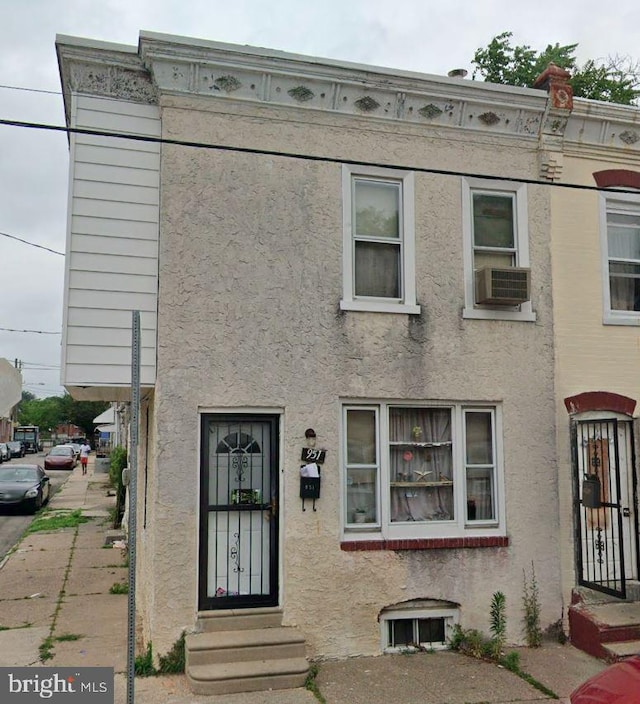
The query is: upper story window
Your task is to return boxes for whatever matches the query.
[602,195,640,324]
[462,179,535,322]
[342,401,505,541]
[472,193,516,268]
[340,166,419,315]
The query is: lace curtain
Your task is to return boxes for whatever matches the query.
[389,408,453,522]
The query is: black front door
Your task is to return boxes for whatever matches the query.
[572,418,632,599]
[199,414,279,609]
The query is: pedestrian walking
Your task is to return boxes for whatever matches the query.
[80,440,91,475]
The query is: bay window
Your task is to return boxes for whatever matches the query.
[343,402,504,539]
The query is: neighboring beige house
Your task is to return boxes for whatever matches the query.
[57,32,576,693]
[539,68,640,659]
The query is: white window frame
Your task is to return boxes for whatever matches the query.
[462,178,535,321]
[380,606,459,653]
[341,401,506,541]
[340,165,420,315]
[601,191,640,325]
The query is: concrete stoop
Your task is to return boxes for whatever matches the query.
[185,608,309,695]
[569,586,640,662]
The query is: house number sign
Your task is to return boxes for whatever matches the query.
[300,447,326,511]
[301,447,326,464]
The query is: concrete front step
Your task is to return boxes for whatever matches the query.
[603,639,640,660]
[186,627,306,666]
[196,608,284,632]
[187,610,309,695]
[187,657,309,696]
[570,599,640,661]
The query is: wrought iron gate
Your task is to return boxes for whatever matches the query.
[572,418,626,599]
[199,414,279,610]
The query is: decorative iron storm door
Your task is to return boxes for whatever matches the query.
[199,414,279,609]
[572,418,635,599]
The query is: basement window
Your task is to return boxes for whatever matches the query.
[380,603,459,652]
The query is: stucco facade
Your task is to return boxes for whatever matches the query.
[57,32,566,664]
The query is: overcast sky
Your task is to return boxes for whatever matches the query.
[1,0,639,398]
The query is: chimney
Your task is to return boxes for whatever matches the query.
[533,62,573,110]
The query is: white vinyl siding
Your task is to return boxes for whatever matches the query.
[61,95,160,392]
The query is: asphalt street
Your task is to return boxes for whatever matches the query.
[0,451,70,557]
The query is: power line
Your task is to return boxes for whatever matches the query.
[0,83,61,96]
[0,327,61,335]
[0,230,64,256]
[2,117,640,196]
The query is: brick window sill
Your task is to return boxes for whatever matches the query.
[340,536,509,551]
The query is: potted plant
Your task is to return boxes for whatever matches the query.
[354,508,368,523]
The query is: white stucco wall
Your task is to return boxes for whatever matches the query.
[137,93,561,659]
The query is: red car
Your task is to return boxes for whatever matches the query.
[44,445,77,470]
[570,655,640,703]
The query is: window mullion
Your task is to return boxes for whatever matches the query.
[379,404,389,531]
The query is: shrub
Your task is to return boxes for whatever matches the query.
[522,563,542,647]
[489,591,507,658]
[158,632,186,674]
[109,446,127,528]
[449,624,494,659]
[135,642,156,677]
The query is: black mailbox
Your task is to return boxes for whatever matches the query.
[582,474,602,509]
[300,476,321,500]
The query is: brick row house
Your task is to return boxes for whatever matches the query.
[56,32,640,693]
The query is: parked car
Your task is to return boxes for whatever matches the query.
[570,654,640,703]
[44,445,76,470]
[0,443,10,462]
[60,442,81,459]
[7,441,26,458]
[0,463,50,513]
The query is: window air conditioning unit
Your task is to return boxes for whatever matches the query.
[475,267,531,306]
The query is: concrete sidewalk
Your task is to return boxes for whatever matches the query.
[0,457,608,704]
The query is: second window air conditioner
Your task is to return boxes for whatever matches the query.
[475,266,531,306]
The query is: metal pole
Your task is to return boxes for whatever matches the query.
[127,311,141,704]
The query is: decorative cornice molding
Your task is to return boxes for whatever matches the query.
[56,39,157,127]
[134,34,548,140]
[565,100,640,155]
[57,32,640,160]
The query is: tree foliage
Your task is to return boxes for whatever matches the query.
[17,393,109,439]
[472,32,640,105]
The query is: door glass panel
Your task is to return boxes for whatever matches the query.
[204,419,275,603]
[208,423,269,506]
